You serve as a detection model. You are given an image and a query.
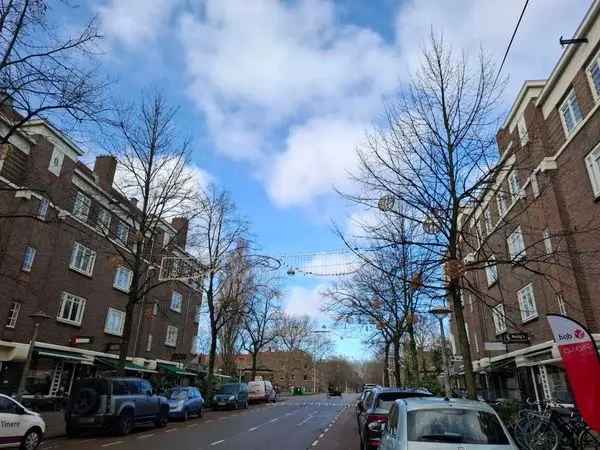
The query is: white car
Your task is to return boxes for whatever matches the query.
[379,397,518,450]
[0,394,45,450]
[247,380,276,403]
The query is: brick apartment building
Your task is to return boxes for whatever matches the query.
[452,0,600,404]
[0,113,204,399]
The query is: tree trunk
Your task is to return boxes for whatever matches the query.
[118,296,137,376]
[207,330,218,404]
[383,340,390,387]
[251,351,258,381]
[451,284,477,399]
[407,321,420,385]
[392,334,402,387]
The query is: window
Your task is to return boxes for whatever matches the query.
[6,302,20,328]
[48,148,64,176]
[543,228,553,255]
[104,308,125,336]
[507,226,526,261]
[57,292,86,326]
[508,171,522,203]
[21,246,36,272]
[113,266,133,292]
[531,172,540,198]
[485,255,498,286]
[165,325,178,347]
[496,191,508,218]
[146,334,153,352]
[585,144,600,198]
[559,89,584,135]
[38,198,49,219]
[170,291,183,313]
[588,50,600,99]
[517,283,538,322]
[468,295,473,313]
[116,221,129,244]
[483,209,493,235]
[556,294,567,315]
[517,116,529,146]
[97,208,111,233]
[152,303,159,316]
[69,242,96,276]
[473,331,479,354]
[0,396,21,415]
[492,304,507,334]
[73,191,91,221]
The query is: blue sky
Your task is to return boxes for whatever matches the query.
[64,0,591,359]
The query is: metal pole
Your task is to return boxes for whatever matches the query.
[438,316,451,398]
[16,322,39,402]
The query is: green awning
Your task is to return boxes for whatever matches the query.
[157,363,197,377]
[34,348,94,364]
[96,357,157,374]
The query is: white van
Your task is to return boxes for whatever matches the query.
[0,394,46,450]
[247,380,276,403]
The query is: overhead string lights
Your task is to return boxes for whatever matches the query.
[276,249,361,277]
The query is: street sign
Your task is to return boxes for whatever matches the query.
[502,332,529,344]
[484,342,507,351]
[71,336,94,345]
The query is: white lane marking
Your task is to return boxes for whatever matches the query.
[319,433,325,439]
[248,426,259,432]
[186,423,198,428]
[269,418,279,423]
[101,441,124,448]
[312,440,319,447]
[210,440,225,446]
[137,433,154,439]
[165,428,177,433]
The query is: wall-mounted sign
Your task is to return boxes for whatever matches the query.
[71,336,94,345]
[501,332,529,344]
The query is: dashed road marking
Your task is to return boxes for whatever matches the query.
[248,426,259,432]
[269,418,279,423]
[312,440,319,447]
[137,433,154,439]
[101,441,124,448]
[165,428,177,433]
[210,440,224,446]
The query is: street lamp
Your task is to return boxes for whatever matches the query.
[16,311,52,401]
[429,307,452,398]
[311,327,330,394]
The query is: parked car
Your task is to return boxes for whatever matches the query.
[212,383,249,410]
[166,387,204,421]
[379,397,518,450]
[328,386,342,397]
[247,380,276,403]
[0,394,46,450]
[358,387,433,450]
[65,377,169,436]
[355,385,379,424]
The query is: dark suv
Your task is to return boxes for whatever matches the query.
[65,377,169,436]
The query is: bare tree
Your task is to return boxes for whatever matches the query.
[0,0,108,144]
[241,279,282,380]
[277,314,315,352]
[101,92,201,372]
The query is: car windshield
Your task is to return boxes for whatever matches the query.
[375,392,431,411]
[407,408,510,445]
[167,389,188,400]
[217,384,238,394]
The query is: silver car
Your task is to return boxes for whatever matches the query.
[379,397,518,450]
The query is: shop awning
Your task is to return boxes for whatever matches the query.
[96,357,157,374]
[157,363,197,377]
[35,348,94,365]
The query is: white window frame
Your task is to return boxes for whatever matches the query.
[38,198,49,220]
[170,291,183,313]
[559,89,584,136]
[165,325,178,347]
[104,307,125,336]
[473,331,479,354]
[113,266,133,292]
[57,292,86,326]
[556,294,567,315]
[586,48,600,101]
[496,191,508,218]
[492,304,507,334]
[96,208,111,233]
[21,246,36,272]
[146,334,153,352]
[73,191,91,221]
[543,228,553,255]
[517,283,538,322]
[6,302,20,328]
[585,144,600,198]
[517,116,529,147]
[531,172,540,198]
[48,148,64,176]
[69,242,96,276]
[483,209,493,235]
[507,226,526,261]
[508,171,522,203]
[116,221,129,244]
[485,255,498,286]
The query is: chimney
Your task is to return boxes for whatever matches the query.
[93,155,117,190]
[171,217,189,249]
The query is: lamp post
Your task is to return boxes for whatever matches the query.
[16,311,51,402]
[429,307,452,398]
[311,327,329,394]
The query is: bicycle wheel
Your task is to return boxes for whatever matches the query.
[578,428,600,450]
[520,415,560,450]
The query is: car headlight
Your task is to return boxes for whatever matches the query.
[229,395,235,401]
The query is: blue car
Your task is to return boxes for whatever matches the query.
[166,387,204,421]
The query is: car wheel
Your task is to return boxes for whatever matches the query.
[115,411,134,436]
[21,428,42,450]
[155,408,168,428]
[182,408,188,421]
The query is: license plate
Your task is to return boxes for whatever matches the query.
[78,417,95,424]
[218,402,226,406]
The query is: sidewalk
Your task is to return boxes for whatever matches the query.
[39,411,66,439]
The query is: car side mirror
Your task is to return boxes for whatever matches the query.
[15,406,26,415]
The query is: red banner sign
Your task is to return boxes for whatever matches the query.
[547,314,600,431]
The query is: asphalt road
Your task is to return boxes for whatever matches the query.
[39,393,359,450]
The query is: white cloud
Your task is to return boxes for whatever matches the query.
[283,284,328,318]
[97,0,181,48]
